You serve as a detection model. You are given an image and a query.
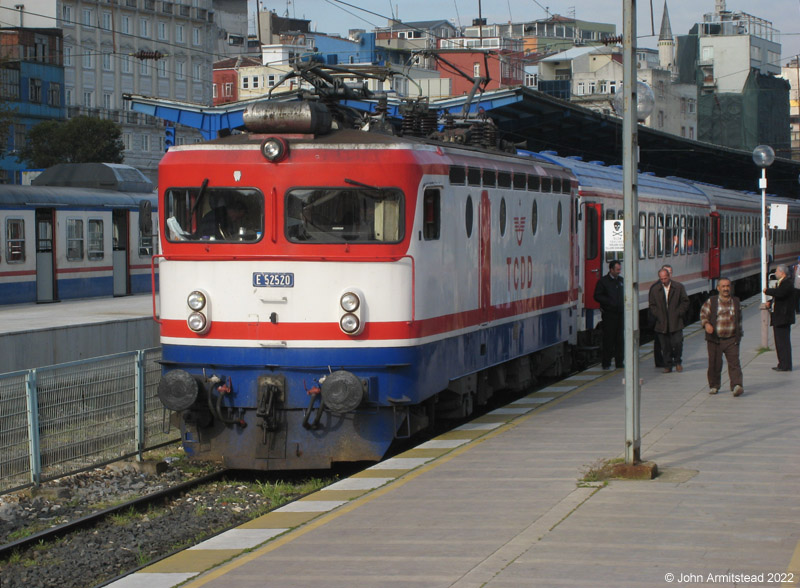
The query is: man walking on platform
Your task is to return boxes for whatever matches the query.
[764,264,795,372]
[593,260,624,370]
[792,256,800,313]
[649,267,690,373]
[649,264,672,368]
[700,278,744,397]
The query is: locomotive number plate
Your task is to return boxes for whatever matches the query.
[253,272,295,287]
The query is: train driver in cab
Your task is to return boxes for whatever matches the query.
[199,194,249,241]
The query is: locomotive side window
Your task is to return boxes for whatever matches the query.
[88,219,104,260]
[467,167,481,186]
[638,212,646,259]
[465,196,473,238]
[556,201,563,234]
[541,177,551,193]
[499,197,507,236]
[584,204,597,259]
[285,187,403,243]
[483,169,496,187]
[165,187,264,243]
[67,219,84,261]
[657,214,664,257]
[449,166,466,185]
[498,171,511,188]
[527,174,540,191]
[665,214,672,257]
[5,218,25,264]
[423,188,440,240]
[552,178,561,194]
[513,173,526,190]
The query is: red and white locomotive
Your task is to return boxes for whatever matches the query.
[156,90,800,470]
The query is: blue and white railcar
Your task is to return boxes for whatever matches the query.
[0,184,157,305]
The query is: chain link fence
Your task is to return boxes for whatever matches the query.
[0,348,176,495]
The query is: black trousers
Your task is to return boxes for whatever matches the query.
[601,312,624,367]
[773,324,793,370]
[658,330,684,367]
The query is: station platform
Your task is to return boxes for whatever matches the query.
[109,296,800,588]
[0,294,158,373]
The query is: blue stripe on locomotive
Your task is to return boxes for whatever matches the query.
[162,307,568,409]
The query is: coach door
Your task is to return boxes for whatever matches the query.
[112,210,130,296]
[583,202,602,309]
[708,212,721,279]
[35,208,56,302]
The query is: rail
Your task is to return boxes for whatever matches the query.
[0,348,177,495]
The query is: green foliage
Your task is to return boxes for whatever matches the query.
[17,115,125,168]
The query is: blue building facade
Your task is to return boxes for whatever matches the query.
[0,28,65,184]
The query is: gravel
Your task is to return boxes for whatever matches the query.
[0,456,302,588]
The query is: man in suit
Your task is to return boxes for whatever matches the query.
[593,260,624,370]
[764,264,795,371]
[648,267,690,373]
[648,264,673,367]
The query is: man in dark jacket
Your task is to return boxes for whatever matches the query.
[764,264,795,371]
[648,268,690,373]
[593,260,624,370]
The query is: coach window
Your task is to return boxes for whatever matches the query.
[638,212,646,259]
[465,196,473,238]
[556,201,563,234]
[664,214,672,257]
[499,197,507,236]
[531,199,538,236]
[541,177,551,193]
[467,167,481,186]
[483,169,496,188]
[673,215,680,254]
[648,213,656,258]
[88,219,104,260]
[513,173,526,190]
[6,218,25,263]
[694,216,701,253]
[679,215,686,254]
[686,216,693,254]
[527,174,540,191]
[423,188,440,240]
[498,171,511,188]
[449,166,466,185]
[585,204,597,259]
[657,214,665,257]
[67,219,84,260]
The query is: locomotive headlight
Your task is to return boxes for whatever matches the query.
[187,290,207,311]
[338,287,365,336]
[340,292,360,312]
[260,137,288,162]
[340,313,360,334]
[187,312,208,333]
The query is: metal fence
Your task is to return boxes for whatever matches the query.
[0,348,177,495]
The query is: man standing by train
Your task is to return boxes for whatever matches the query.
[649,267,690,373]
[593,260,624,370]
[764,264,795,371]
[700,277,744,397]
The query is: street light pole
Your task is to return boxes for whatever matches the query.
[753,145,774,349]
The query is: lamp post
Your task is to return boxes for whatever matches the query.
[752,145,774,349]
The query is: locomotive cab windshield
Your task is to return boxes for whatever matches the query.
[165,186,264,242]
[285,187,404,243]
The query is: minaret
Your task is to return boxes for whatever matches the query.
[658,1,675,71]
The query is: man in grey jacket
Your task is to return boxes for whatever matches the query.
[648,268,690,373]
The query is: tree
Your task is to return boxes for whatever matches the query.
[18,116,125,168]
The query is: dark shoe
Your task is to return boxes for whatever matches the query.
[663,367,672,373]
[773,367,791,372]
[675,364,683,372]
